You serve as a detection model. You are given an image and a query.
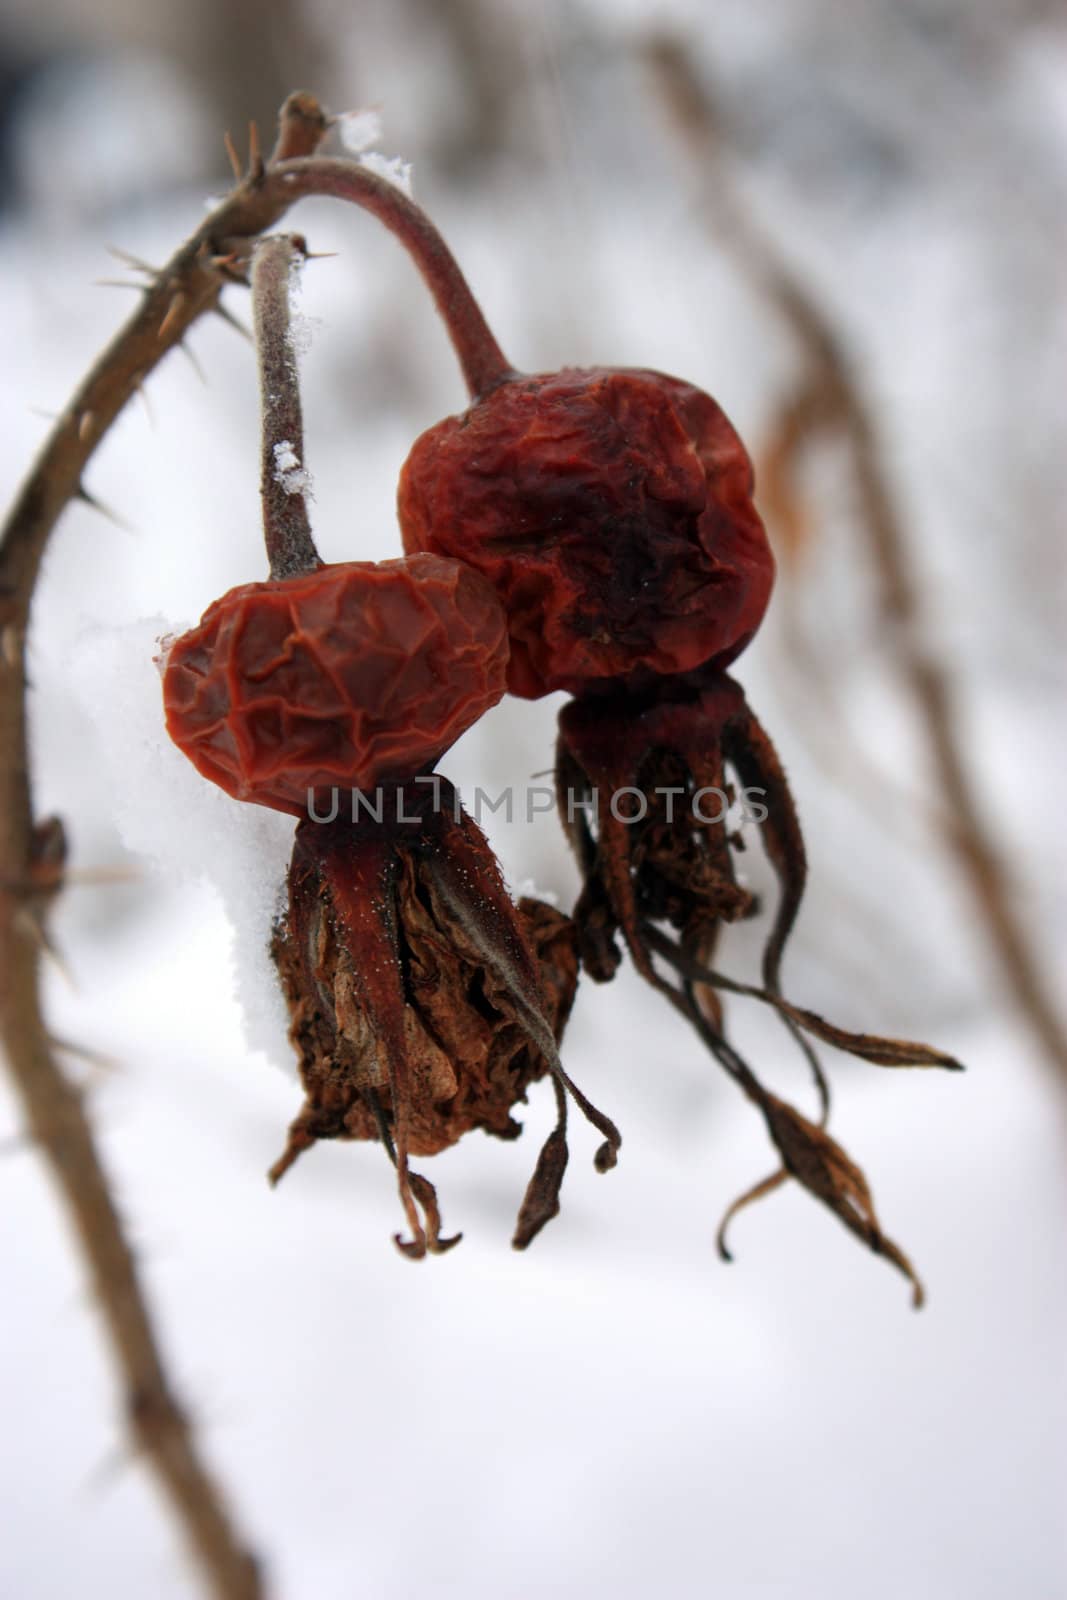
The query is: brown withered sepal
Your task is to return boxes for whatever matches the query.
[269,780,618,1258]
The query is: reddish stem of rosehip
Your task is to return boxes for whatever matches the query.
[251,234,321,579]
[276,157,513,398]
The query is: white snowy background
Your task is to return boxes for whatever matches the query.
[1,2,1065,1596]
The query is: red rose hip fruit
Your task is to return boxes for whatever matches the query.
[163,553,509,815]
[398,367,775,698]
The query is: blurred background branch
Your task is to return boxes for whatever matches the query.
[644,32,1067,1093]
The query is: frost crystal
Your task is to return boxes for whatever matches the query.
[272,439,312,498]
[515,876,560,907]
[288,310,321,358]
[337,108,384,155]
[359,150,414,199]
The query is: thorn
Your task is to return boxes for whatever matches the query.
[207,252,248,283]
[196,236,249,284]
[63,864,142,889]
[157,291,188,342]
[77,410,95,443]
[48,1034,121,1074]
[30,816,67,891]
[1,623,21,669]
[223,130,243,182]
[11,903,73,984]
[107,245,159,278]
[213,302,252,342]
[94,278,147,292]
[130,372,155,426]
[178,339,207,384]
[303,250,338,262]
[248,119,264,182]
[74,484,136,534]
[42,931,75,989]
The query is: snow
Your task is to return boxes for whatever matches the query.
[271,439,312,498]
[514,876,560,907]
[358,150,414,199]
[1,5,1065,1598]
[336,108,385,156]
[334,100,417,197]
[71,619,296,1069]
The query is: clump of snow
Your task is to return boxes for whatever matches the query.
[273,440,299,474]
[71,618,296,1070]
[272,440,312,498]
[359,150,414,199]
[288,308,321,358]
[514,876,559,907]
[152,633,175,674]
[283,252,322,360]
[337,108,385,155]
[335,106,414,195]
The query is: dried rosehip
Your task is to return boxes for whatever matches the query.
[398,366,774,698]
[162,554,509,815]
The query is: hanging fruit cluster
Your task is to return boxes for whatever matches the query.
[162,148,958,1295]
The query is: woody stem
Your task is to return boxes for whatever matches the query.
[251,234,321,579]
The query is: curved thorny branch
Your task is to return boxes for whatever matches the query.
[0,89,513,1600]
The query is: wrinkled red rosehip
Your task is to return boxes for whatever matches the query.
[398,366,775,698]
[163,553,509,815]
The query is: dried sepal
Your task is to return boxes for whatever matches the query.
[720,695,806,995]
[690,1010,924,1305]
[512,1080,569,1250]
[641,922,964,1073]
[745,1093,925,1309]
[424,799,621,1177]
[715,1169,789,1259]
[400,1171,462,1258]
